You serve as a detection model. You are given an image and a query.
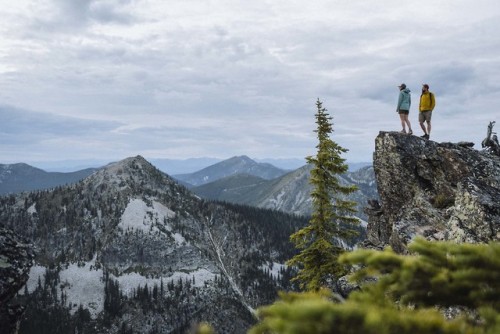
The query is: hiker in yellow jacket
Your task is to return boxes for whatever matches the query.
[419,84,436,139]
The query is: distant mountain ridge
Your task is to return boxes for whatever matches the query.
[192,173,269,202]
[173,155,288,186]
[193,164,377,221]
[0,163,96,195]
[150,157,222,174]
[1,157,375,215]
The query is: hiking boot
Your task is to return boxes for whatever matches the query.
[408,129,413,135]
[420,134,428,139]
[400,129,406,134]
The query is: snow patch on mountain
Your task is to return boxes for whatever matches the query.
[27,203,37,215]
[114,268,216,296]
[119,198,176,234]
[23,259,217,319]
[268,190,286,208]
[260,262,287,280]
[23,259,104,318]
[59,258,104,317]
[24,265,48,293]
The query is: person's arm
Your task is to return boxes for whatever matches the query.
[397,92,402,111]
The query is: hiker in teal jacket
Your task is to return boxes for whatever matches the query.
[396,83,413,134]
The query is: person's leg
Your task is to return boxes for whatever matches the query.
[404,115,412,133]
[419,122,426,134]
[399,113,406,132]
[419,112,427,136]
[426,112,432,137]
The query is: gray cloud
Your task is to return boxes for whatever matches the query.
[33,0,136,30]
[0,105,119,137]
[0,105,122,160]
[1,0,499,164]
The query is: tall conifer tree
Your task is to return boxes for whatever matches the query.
[287,99,359,291]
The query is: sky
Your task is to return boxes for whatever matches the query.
[1,0,499,168]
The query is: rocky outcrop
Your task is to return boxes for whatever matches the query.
[365,131,500,253]
[0,227,34,334]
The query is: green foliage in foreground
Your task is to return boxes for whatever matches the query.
[250,238,500,334]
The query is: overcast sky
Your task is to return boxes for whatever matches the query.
[1,0,499,167]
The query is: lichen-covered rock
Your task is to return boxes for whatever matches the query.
[366,131,500,252]
[0,227,34,334]
[336,276,360,298]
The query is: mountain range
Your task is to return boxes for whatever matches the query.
[0,156,377,221]
[190,163,377,220]
[0,154,372,333]
[1,156,309,333]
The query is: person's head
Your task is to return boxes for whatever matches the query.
[422,84,429,92]
[398,83,406,90]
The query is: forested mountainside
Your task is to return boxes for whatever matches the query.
[0,227,34,333]
[0,156,309,333]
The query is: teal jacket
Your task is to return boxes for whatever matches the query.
[397,88,411,111]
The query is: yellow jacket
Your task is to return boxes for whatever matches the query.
[419,92,435,112]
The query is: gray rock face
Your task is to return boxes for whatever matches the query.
[0,228,34,334]
[365,132,500,253]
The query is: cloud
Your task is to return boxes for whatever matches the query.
[30,0,136,31]
[0,0,499,164]
[0,105,123,161]
[0,105,119,137]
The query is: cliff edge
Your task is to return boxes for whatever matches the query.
[365,131,500,253]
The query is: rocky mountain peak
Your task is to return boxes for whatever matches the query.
[234,155,253,163]
[365,131,500,253]
[83,155,178,194]
[95,155,155,177]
